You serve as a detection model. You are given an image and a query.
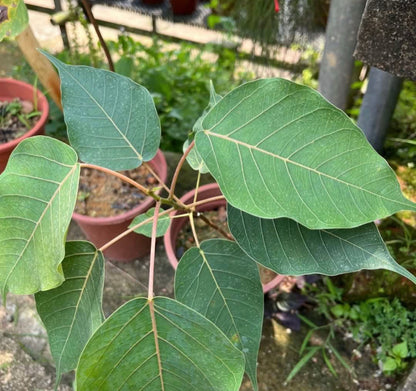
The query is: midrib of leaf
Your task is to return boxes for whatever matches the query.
[149,299,165,391]
[153,306,223,390]
[199,250,242,349]
[55,250,100,376]
[199,249,259,388]
[60,66,143,162]
[2,164,78,299]
[93,300,165,390]
[203,131,414,209]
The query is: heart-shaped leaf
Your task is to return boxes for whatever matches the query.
[0,136,79,301]
[129,207,170,237]
[0,0,28,41]
[228,205,416,284]
[43,51,161,171]
[76,297,245,391]
[175,239,263,391]
[195,78,415,229]
[35,241,105,382]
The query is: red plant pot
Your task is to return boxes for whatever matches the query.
[0,78,49,173]
[72,150,168,262]
[163,183,284,292]
[169,0,198,15]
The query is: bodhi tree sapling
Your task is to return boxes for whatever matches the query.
[1,52,416,391]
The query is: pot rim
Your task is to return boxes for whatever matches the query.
[72,149,167,225]
[0,78,49,152]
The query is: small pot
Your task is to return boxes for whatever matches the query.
[0,78,49,173]
[72,150,168,262]
[164,183,284,292]
[169,0,198,15]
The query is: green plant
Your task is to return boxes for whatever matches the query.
[385,81,416,163]
[307,277,416,374]
[2,51,416,390]
[108,35,253,151]
[0,98,41,132]
[285,314,352,384]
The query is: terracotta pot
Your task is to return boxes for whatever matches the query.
[169,0,197,15]
[72,150,168,262]
[163,183,284,292]
[0,78,49,173]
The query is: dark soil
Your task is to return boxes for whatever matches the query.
[176,207,229,256]
[74,166,158,217]
[0,99,40,144]
[176,206,277,285]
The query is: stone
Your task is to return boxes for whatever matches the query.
[0,333,71,391]
[398,362,416,390]
[354,0,416,80]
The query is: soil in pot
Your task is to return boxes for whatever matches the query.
[176,206,278,287]
[74,165,158,217]
[0,99,41,144]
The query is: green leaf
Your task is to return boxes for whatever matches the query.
[228,205,416,284]
[128,207,170,237]
[331,304,346,318]
[322,349,337,377]
[392,341,408,359]
[35,241,105,382]
[208,81,222,107]
[382,357,397,372]
[195,78,415,229]
[175,239,263,391]
[185,81,222,174]
[76,297,245,391]
[0,136,80,300]
[285,346,320,384]
[183,138,210,174]
[42,51,161,171]
[0,0,28,41]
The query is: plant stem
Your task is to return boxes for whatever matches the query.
[168,140,195,200]
[148,202,161,299]
[193,171,201,206]
[189,195,226,208]
[197,213,234,240]
[79,163,154,199]
[143,162,176,200]
[99,207,173,252]
[79,0,114,72]
[189,212,200,248]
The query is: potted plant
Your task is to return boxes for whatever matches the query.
[72,149,167,261]
[0,78,49,173]
[169,0,198,15]
[2,51,416,391]
[164,182,284,292]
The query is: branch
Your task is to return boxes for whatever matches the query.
[79,0,114,72]
[99,207,172,252]
[168,140,195,199]
[79,163,158,200]
[148,201,161,299]
[197,213,233,241]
